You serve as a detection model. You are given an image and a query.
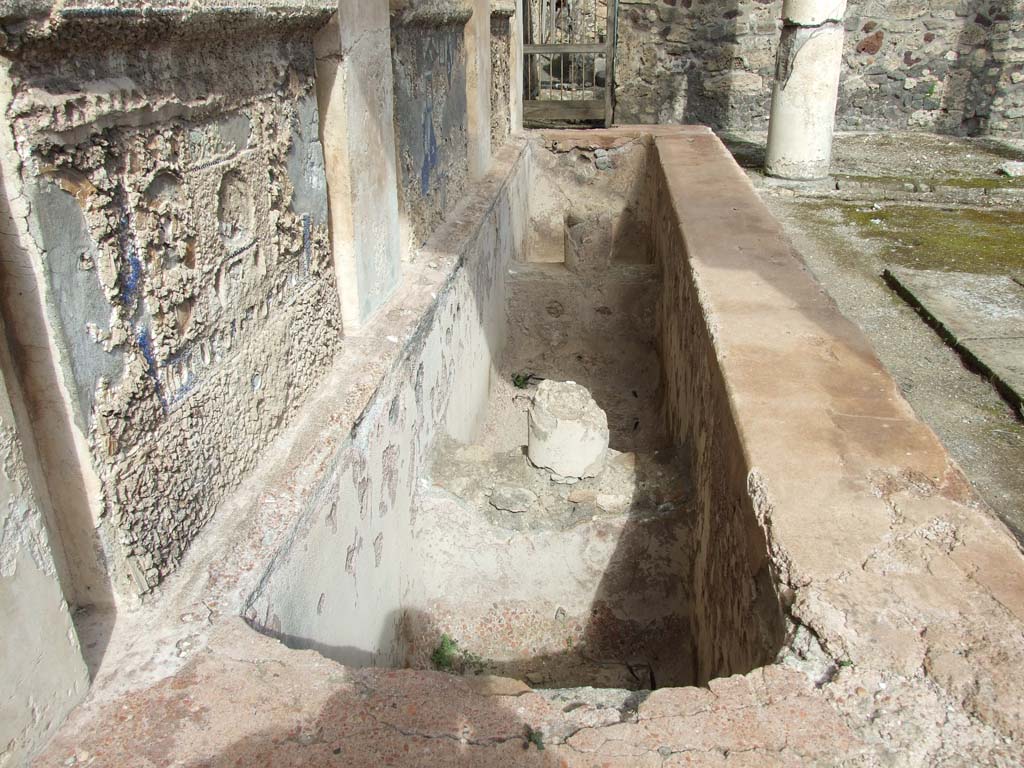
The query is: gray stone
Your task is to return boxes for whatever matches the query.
[527,380,609,481]
[488,485,537,514]
[286,93,329,227]
[998,161,1024,178]
[27,174,124,430]
[885,268,1024,415]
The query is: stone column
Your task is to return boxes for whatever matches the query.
[509,0,524,134]
[315,0,403,329]
[764,0,847,180]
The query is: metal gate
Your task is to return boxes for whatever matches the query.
[522,0,617,127]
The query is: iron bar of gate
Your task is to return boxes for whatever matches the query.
[522,0,616,127]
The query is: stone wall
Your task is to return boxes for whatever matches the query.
[614,0,1024,136]
[0,5,340,598]
[840,1,1023,134]
[650,129,786,683]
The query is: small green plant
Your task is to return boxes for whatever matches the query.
[431,634,460,671]
[512,372,534,389]
[430,634,486,674]
[524,725,545,751]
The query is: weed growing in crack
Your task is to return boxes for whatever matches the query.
[524,725,545,751]
[430,634,460,671]
[460,647,485,672]
[430,634,486,674]
[512,372,537,389]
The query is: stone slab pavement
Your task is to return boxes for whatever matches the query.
[884,268,1024,416]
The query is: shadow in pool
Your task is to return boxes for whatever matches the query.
[244,605,405,669]
[184,694,566,766]
[187,616,568,766]
[404,445,786,692]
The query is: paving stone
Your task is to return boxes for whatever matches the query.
[999,160,1024,177]
[885,267,1024,413]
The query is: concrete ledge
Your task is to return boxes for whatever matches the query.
[490,0,515,17]
[1,0,335,52]
[389,0,472,27]
[656,129,1024,748]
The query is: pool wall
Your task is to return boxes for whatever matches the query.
[243,139,529,666]
[649,130,786,683]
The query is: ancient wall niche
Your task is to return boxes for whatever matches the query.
[391,14,471,255]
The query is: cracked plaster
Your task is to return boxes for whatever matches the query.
[0,8,341,598]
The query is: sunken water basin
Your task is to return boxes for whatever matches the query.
[244,127,785,693]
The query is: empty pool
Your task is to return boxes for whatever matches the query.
[243,127,786,694]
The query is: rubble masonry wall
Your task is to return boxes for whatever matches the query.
[616,0,1024,136]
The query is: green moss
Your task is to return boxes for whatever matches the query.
[934,176,1024,190]
[512,372,535,389]
[836,173,1024,191]
[820,202,1024,275]
[977,396,1024,424]
[836,173,917,188]
[524,725,546,751]
[975,138,1024,163]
